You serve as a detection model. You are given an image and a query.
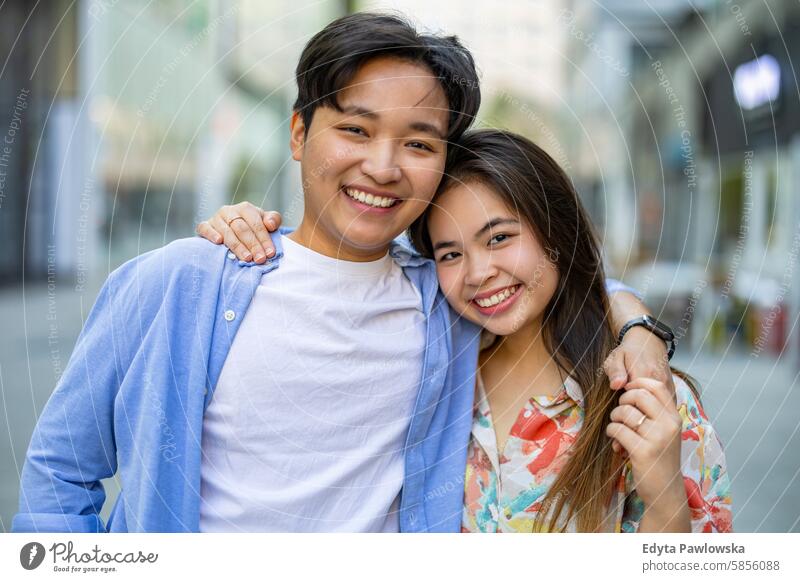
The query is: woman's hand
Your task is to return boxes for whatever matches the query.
[606,377,690,532]
[196,202,283,263]
[603,291,675,403]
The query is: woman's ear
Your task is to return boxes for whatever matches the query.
[290,111,306,161]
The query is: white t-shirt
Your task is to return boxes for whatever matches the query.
[199,235,426,532]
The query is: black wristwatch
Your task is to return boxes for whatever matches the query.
[617,315,676,360]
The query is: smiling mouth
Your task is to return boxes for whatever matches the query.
[343,187,401,209]
[472,285,521,308]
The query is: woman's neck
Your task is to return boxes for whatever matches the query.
[479,321,567,454]
[492,318,549,365]
[481,319,565,399]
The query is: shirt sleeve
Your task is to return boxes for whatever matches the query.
[605,278,642,299]
[11,274,122,533]
[620,376,733,533]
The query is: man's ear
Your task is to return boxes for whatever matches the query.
[290,111,306,161]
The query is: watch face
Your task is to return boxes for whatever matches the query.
[644,315,674,340]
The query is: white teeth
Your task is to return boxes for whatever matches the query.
[345,188,398,208]
[475,286,518,308]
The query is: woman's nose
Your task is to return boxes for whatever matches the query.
[463,253,498,288]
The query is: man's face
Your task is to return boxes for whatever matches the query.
[290,56,450,260]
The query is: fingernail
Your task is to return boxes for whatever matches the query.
[214,235,222,244]
[265,247,274,256]
[243,253,253,261]
[254,253,265,263]
[267,220,276,230]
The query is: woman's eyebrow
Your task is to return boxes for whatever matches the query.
[474,217,519,239]
[432,240,457,252]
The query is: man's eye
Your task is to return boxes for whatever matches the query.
[341,126,367,136]
[407,141,433,152]
[438,251,461,262]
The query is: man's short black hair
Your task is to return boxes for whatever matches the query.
[294,12,480,142]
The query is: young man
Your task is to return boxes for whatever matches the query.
[14,13,669,533]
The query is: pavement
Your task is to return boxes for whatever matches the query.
[1,280,798,532]
[671,350,800,533]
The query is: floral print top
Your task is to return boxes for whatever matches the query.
[462,374,733,533]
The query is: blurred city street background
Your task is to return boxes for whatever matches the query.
[1,0,799,532]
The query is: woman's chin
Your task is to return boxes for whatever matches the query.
[458,309,515,336]
[480,322,516,337]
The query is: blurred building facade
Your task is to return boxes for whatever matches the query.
[3,0,797,362]
[562,0,800,362]
[0,0,347,286]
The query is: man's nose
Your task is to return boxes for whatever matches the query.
[360,138,402,184]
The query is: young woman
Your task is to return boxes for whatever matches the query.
[199,129,732,533]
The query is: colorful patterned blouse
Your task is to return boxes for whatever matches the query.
[462,374,733,533]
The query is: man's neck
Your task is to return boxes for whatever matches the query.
[288,223,390,262]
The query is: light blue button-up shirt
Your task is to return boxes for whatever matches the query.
[12,233,482,532]
[12,232,633,533]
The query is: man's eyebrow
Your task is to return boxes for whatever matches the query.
[475,218,519,239]
[409,121,445,140]
[339,105,379,119]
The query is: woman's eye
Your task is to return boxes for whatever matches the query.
[489,233,510,246]
[438,251,461,262]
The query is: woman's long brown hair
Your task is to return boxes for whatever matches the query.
[409,129,627,531]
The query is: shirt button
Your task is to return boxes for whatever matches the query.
[408,511,416,524]
[523,410,532,418]
[224,309,236,321]
[227,251,236,260]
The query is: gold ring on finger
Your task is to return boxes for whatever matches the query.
[634,414,646,431]
[227,216,247,227]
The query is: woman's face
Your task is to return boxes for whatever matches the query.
[427,181,559,336]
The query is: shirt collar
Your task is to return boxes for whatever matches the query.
[563,376,584,406]
[270,229,287,259]
[526,375,584,408]
[388,234,431,268]
[471,375,501,475]
[260,228,438,316]
[267,228,430,269]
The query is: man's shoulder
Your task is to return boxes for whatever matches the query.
[106,237,228,299]
[154,236,227,264]
[118,237,225,273]
[390,233,431,268]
